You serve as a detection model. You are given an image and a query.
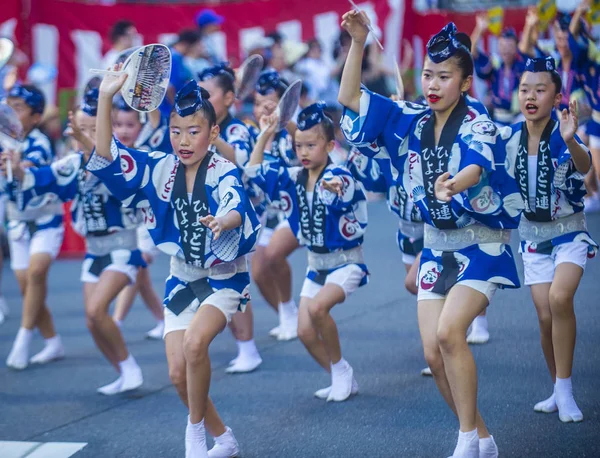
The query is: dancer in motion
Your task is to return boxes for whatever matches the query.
[4,84,65,370]
[88,71,260,457]
[339,11,523,456]
[497,56,596,422]
[198,63,263,373]
[3,84,145,394]
[246,102,368,402]
[246,69,299,341]
[110,96,165,339]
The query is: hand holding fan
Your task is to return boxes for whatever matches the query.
[236,54,264,100]
[90,44,172,112]
[347,0,384,50]
[0,102,24,183]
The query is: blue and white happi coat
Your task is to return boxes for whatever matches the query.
[346,146,424,259]
[87,138,261,315]
[247,123,297,225]
[497,120,598,257]
[341,89,522,294]
[18,152,146,277]
[217,113,253,167]
[246,160,369,286]
[4,128,64,238]
[135,114,172,154]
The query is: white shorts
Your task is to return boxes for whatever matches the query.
[80,258,139,284]
[522,241,588,286]
[163,287,248,337]
[8,224,65,271]
[402,253,417,265]
[300,264,365,300]
[257,218,291,247]
[137,226,160,257]
[417,279,498,303]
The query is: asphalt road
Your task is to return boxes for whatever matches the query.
[1,201,599,458]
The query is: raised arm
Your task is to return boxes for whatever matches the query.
[560,101,591,174]
[96,64,128,161]
[470,13,489,59]
[338,10,370,112]
[519,7,540,57]
[570,0,590,38]
[248,113,278,166]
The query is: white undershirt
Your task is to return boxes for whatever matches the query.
[187,192,192,204]
[528,156,537,210]
[306,191,314,214]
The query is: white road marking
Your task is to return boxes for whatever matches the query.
[0,441,87,458]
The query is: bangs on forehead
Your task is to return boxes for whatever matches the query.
[170,110,209,127]
[520,71,552,86]
[423,56,458,73]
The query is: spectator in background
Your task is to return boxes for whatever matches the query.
[101,20,138,70]
[295,39,331,100]
[246,36,275,70]
[159,30,196,117]
[196,9,225,64]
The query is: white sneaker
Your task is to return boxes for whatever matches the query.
[466,326,489,345]
[30,336,65,365]
[421,366,432,376]
[268,325,280,338]
[314,378,359,399]
[145,321,164,340]
[208,427,240,458]
[186,417,208,458]
[225,354,262,374]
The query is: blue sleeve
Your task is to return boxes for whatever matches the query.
[20,155,80,208]
[569,33,590,70]
[346,148,390,193]
[318,167,359,212]
[474,51,494,80]
[222,122,253,167]
[86,137,151,208]
[244,162,296,203]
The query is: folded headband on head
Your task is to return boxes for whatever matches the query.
[524,56,557,73]
[426,23,470,64]
[256,70,281,95]
[174,80,210,117]
[501,27,517,40]
[7,84,45,114]
[81,88,99,117]
[297,101,328,131]
[197,62,234,82]
[113,95,134,112]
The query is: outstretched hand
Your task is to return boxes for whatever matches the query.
[322,176,344,197]
[199,214,224,240]
[434,172,457,202]
[559,100,579,143]
[259,112,279,137]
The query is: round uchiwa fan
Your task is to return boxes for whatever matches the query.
[236,54,263,100]
[0,38,14,71]
[0,102,24,183]
[90,44,172,113]
[275,79,302,132]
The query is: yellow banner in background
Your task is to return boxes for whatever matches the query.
[587,0,600,25]
[537,0,557,31]
[488,6,504,36]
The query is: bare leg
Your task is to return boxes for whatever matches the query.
[183,304,227,424]
[137,262,164,322]
[549,263,583,379]
[306,284,345,364]
[297,296,330,370]
[265,226,299,303]
[404,251,420,296]
[437,285,489,433]
[113,284,138,323]
[166,330,226,437]
[21,253,54,331]
[84,271,131,367]
[229,303,254,341]
[530,283,555,380]
[251,246,281,310]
